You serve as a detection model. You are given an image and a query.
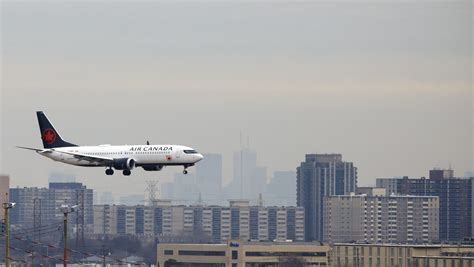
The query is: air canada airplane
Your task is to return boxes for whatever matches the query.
[17,111,204,176]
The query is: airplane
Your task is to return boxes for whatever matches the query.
[17,111,204,176]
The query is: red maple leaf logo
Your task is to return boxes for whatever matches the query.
[42,129,56,144]
[166,155,172,161]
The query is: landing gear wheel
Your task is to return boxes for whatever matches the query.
[123,170,131,176]
[183,169,188,175]
[105,169,114,175]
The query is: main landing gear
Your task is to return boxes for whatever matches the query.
[105,167,132,176]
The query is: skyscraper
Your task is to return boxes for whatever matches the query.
[296,154,357,241]
[266,171,296,206]
[196,153,223,201]
[230,148,267,200]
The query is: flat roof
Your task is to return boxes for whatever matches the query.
[334,243,474,248]
[159,241,328,246]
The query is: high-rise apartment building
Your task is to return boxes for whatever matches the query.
[10,182,93,233]
[297,154,357,241]
[375,177,403,196]
[93,200,304,243]
[323,194,439,244]
[376,169,474,241]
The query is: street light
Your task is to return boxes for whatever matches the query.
[3,202,16,267]
[59,204,78,267]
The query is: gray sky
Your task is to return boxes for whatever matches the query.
[1,1,472,198]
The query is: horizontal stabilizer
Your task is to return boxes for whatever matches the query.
[16,146,43,152]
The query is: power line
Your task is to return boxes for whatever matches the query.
[2,233,145,265]
[11,223,62,235]
[9,220,63,232]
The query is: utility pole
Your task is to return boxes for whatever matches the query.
[60,204,77,267]
[33,198,42,265]
[3,201,16,267]
[101,245,107,267]
[64,212,67,267]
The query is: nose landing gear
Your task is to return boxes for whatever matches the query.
[182,164,194,175]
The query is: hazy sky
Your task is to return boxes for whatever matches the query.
[1,1,472,199]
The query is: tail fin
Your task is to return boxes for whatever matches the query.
[36,111,77,148]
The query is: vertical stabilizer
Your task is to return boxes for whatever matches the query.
[36,111,77,148]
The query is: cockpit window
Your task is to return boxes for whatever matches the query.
[183,150,198,154]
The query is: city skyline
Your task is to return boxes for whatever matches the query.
[1,1,472,197]
[2,148,474,201]
[0,1,472,265]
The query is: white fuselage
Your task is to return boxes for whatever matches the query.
[41,144,203,167]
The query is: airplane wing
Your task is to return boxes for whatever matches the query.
[52,150,114,164]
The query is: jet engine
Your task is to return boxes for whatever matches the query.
[113,158,135,170]
[142,165,163,171]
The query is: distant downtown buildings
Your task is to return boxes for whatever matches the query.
[161,149,295,206]
[297,154,357,241]
[93,200,305,243]
[229,148,267,200]
[196,153,223,199]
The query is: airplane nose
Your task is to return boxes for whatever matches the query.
[196,154,204,162]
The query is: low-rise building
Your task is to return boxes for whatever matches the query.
[332,243,474,267]
[157,241,330,267]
